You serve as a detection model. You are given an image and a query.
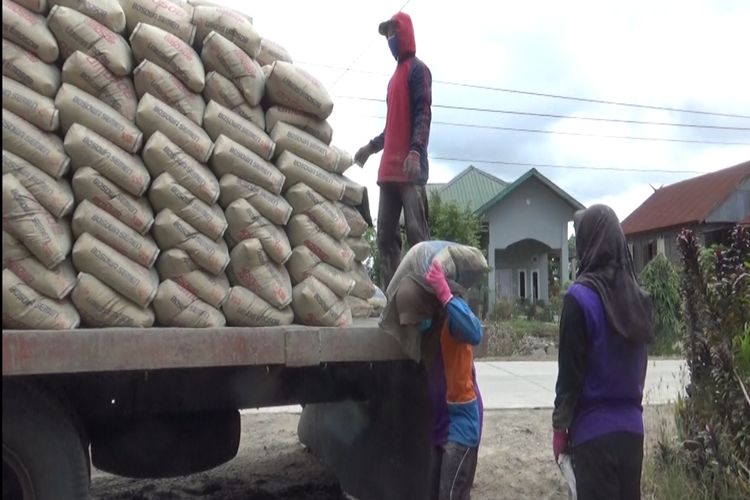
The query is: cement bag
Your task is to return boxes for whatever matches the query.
[271,122,339,172]
[347,237,371,263]
[2,40,61,98]
[13,0,45,13]
[2,76,59,132]
[2,174,72,269]
[204,101,275,160]
[287,214,354,271]
[61,51,137,121]
[149,172,227,240]
[3,269,80,329]
[136,93,214,163]
[227,238,292,308]
[3,231,76,300]
[349,262,375,300]
[223,286,293,327]
[142,132,220,205]
[120,0,195,44]
[48,5,133,77]
[2,0,59,63]
[285,183,349,240]
[49,0,126,33]
[152,209,230,275]
[287,245,355,298]
[275,151,345,202]
[2,151,74,218]
[340,175,365,206]
[256,38,292,67]
[338,202,368,238]
[235,104,265,130]
[292,276,352,327]
[225,199,291,264]
[331,145,354,174]
[153,279,226,327]
[72,167,153,234]
[201,32,264,107]
[133,60,205,125]
[3,110,69,179]
[157,248,229,307]
[211,135,284,195]
[346,295,372,319]
[218,175,291,226]
[72,200,159,267]
[64,124,150,196]
[130,23,204,92]
[368,286,386,317]
[71,272,155,327]
[265,62,333,120]
[265,106,332,145]
[203,71,243,108]
[192,5,260,57]
[56,84,143,153]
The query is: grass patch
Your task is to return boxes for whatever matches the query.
[484,319,558,358]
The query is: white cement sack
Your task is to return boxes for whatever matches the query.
[2,76,59,131]
[275,151,345,202]
[227,238,292,309]
[3,110,69,179]
[137,93,214,163]
[149,172,227,240]
[225,199,291,265]
[346,295,372,319]
[2,151,74,218]
[133,60,205,125]
[255,38,292,67]
[340,175,365,206]
[64,123,150,196]
[192,5,260,56]
[338,202,368,238]
[120,0,195,44]
[71,272,155,327]
[72,167,153,234]
[211,135,284,195]
[48,5,133,77]
[204,101,275,160]
[203,72,265,129]
[292,276,352,327]
[3,231,76,300]
[265,61,333,120]
[201,32,264,107]
[56,84,143,153]
[287,214,354,272]
[368,286,386,316]
[2,39,61,98]
[50,0,126,33]
[265,106,332,145]
[152,208,230,275]
[130,22,204,92]
[286,245,355,298]
[13,0,45,13]
[222,286,293,327]
[218,174,291,226]
[61,51,137,120]
[234,104,265,130]
[157,248,229,307]
[347,237,371,263]
[285,183,349,240]
[3,269,80,329]
[153,279,226,327]
[271,121,339,172]
[349,262,376,300]
[3,0,59,63]
[331,145,354,173]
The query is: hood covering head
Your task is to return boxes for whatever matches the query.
[395,276,439,326]
[378,11,416,62]
[574,204,654,344]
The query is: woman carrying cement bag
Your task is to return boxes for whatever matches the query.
[223,286,294,327]
[201,32,265,107]
[287,214,354,271]
[3,269,80,329]
[338,202,369,238]
[133,60,206,125]
[225,198,291,264]
[2,76,59,132]
[271,122,341,173]
[191,5,260,56]
[285,183,350,240]
[120,0,195,44]
[265,62,333,120]
[152,279,226,328]
[2,151,74,218]
[3,231,77,300]
[2,39,61,98]
[3,0,59,63]
[203,72,265,130]
[256,38,292,67]
[265,106,332,145]
[157,248,229,308]
[227,239,292,309]
[49,0,126,33]
[292,276,352,327]
[3,110,70,179]
[211,135,285,195]
[218,174,292,226]
[287,245,355,298]
[275,151,345,202]
[71,272,155,327]
[204,101,275,160]
[130,23,204,93]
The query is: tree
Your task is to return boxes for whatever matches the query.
[427,192,481,247]
[640,254,681,354]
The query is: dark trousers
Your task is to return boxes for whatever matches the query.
[377,183,429,290]
[572,431,644,500]
[430,442,479,500]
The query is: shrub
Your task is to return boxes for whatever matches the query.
[489,298,514,321]
[641,254,682,355]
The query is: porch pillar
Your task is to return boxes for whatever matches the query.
[561,222,569,285]
[488,247,496,308]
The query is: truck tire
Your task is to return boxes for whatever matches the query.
[2,382,89,500]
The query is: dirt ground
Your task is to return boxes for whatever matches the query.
[91,406,673,500]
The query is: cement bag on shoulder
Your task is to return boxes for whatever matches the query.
[157,248,229,307]
[2,40,61,99]
[2,151,74,218]
[152,209,230,275]
[64,124,150,196]
[130,23,204,93]
[256,38,292,67]
[223,286,293,327]
[3,110,69,179]
[56,84,143,153]
[287,214,354,271]
[292,276,352,327]
[2,76,59,132]
[142,131,220,205]
[153,279,226,328]
[192,5,260,57]
[49,0,126,33]
[3,269,80,329]
[133,60,205,125]
[286,183,349,240]
[265,106,332,145]
[137,93,214,163]
[219,174,291,226]
[368,286,386,317]
[201,32,264,107]
[204,101,275,160]
[72,167,153,234]
[275,152,345,203]
[61,51,137,121]
[48,5,133,77]
[346,295,372,319]
[265,62,333,120]
[349,262,376,300]
[149,172,227,240]
[71,272,155,327]
[13,0,45,13]
[211,135,284,195]
[3,231,76,300]
[227,239,292,308]
[3,0,59,63]
[340,175,365,206]
[120,0,195,44]
[271,122,339,172]
[338,202,368,238]
[287,246,355,298]
[225,199,291,265]
[347,237,371,263]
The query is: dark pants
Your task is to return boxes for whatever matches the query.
[430,442,478,500]
[377,182,429,290]
[572,431,644,500]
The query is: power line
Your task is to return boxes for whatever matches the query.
[428,157,706,174]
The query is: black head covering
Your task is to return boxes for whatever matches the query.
[574,204,654,344]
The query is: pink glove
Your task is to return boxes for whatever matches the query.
[403,150,421,179]
[552,429,568,462]
[425,260,453,306]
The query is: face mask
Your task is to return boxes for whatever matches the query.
[388,36,399,60]
[418,318,432,333]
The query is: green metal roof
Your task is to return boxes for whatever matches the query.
[475,168,585,215]
[427,166,507,213]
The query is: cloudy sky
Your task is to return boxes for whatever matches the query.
[225,0,750,222]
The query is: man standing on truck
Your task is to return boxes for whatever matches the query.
[354,11,433,290]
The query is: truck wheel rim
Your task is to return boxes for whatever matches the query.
[3,444,35,500]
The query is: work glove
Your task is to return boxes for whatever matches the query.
[425,260,453,306]
[354,143,375,167]
[403,150,421,179]
[552,429,569,462]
